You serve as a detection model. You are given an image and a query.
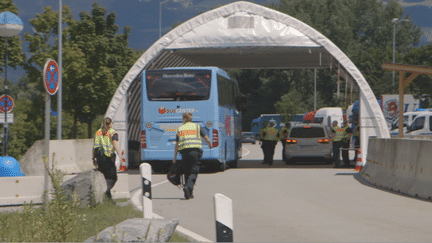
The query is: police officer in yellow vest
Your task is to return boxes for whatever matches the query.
[331,121,352,168]
[280,123,290,161]
[331,121,344,168]
[261,121,280,166]
[173,112,212,200]
[352,119,360,163]
[93,117,121,199]
[341,121,353,168]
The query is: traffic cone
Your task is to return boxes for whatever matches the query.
[354,148,363,171]
[118,150,128,171]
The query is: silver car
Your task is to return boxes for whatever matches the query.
[284,123,332,164]
[242,132,256,144]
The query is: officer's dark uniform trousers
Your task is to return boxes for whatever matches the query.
[262,140,277,166]
[332,140,344,166]
[180,148,202,193]
[96,153,118,198]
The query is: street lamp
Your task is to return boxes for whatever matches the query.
[392,18,411,86]
[159,0,169,38]
[0,12,23,156]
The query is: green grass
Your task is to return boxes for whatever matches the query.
[0,199,190,242]
[0,155,189,242]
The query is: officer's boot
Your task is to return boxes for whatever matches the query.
[105,179,116,200]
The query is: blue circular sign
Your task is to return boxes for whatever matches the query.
[0,94,13,113]
[43,59,59,95]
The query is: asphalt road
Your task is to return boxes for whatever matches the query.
[127,143,432,242]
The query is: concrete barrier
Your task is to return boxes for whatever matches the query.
[0,173,129,206]
[19,139,95,176]
[360,138,432,200]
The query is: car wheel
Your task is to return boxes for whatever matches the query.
[230,160,238,168]
[325,158,333,165]
[285,158,295,165]
[252,141,256,145]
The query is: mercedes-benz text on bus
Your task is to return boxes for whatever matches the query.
[140,67,246,171]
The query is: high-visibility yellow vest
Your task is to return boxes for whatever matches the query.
[333,126,345,142]
[177,122,203,151]
[342,126,350,139]
[353,125,360,137]
[263,127,279,141]
[94,128,116,157]
[280,127,289,140]
[260,127,266,138]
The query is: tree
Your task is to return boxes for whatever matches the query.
[404,43,432,107]
[24,3,139,139]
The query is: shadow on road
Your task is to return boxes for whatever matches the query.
[125,158,355,175]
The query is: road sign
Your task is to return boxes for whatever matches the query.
[0,94,14,113]
[0,113,14,124]
[43,59,59,95]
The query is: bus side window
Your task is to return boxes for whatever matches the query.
[218,75,239,108]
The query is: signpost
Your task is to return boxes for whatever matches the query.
[0,113,14,123]
[0,89,13,155]
[43,59,59,206]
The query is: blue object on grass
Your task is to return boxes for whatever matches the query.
[0,156,25,177]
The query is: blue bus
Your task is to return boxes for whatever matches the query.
[140,67,246,171]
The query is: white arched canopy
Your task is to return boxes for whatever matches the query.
[106,1,390,167]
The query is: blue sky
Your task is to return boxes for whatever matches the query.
[4,0,432,82]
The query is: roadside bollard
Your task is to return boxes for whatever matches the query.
[140,163,152,218]
[214,193,233,242]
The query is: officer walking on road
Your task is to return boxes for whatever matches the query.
[261,121,279,166]
[173,112,212,200]
[93,117,121,200]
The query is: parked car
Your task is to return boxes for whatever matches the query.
[389,111,428,135]
[406,112,432,136]
[242,132,256,144]
[284,123,332,164]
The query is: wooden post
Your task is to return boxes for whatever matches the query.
[381,63,431,138]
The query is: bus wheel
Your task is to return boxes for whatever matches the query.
[229,160,238,168]
[220,162,227,171]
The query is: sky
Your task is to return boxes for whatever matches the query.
[4,0,432,82]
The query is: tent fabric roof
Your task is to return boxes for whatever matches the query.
[105,1,389,152]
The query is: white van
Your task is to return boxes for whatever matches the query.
[313,107,344,130]
[405,111,432,136]
[389,111,421,135]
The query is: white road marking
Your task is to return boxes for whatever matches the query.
[130,180,212,242]
[242,147,250,157]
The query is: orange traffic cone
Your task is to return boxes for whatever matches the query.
[354,148,363,171]
[118,150,128,171]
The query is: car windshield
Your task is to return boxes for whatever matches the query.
[313,117,323,124]
[290,127,326,138]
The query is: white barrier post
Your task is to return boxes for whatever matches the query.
[214,193,233,242]
[140,163,152,219]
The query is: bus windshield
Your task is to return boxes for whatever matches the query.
[146,70,211,101]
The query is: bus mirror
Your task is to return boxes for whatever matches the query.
[236,96,247,112]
